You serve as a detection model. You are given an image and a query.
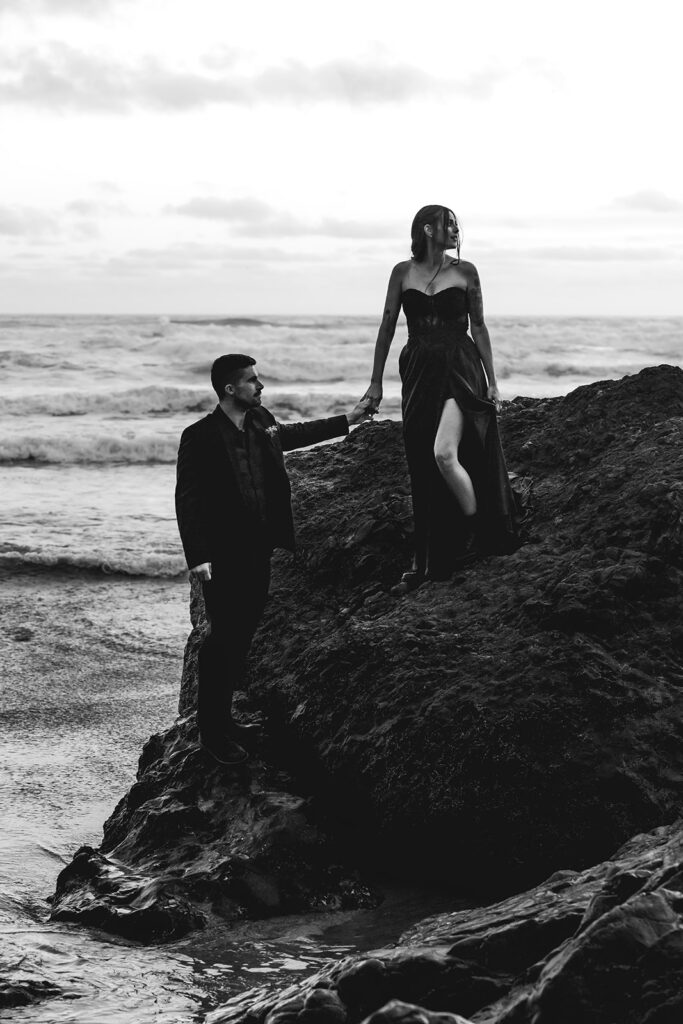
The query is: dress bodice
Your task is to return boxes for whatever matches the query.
[401,286,470,337]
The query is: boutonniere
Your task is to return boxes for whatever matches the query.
[265,425,279,441]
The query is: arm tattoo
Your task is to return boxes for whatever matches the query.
[468,284,485,327]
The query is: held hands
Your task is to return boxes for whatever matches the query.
[487,384,502,413]
[361,381,383,415]
[347,397,376,426]
[190,562,212,581]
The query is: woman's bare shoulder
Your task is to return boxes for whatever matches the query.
[390,259,412,278]
[454,259,479,279]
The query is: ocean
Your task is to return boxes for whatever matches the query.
[1,313,681,577]
[1,313,681,1022]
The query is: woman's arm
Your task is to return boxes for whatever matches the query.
[467,264,501,411]
[361,261,406,411]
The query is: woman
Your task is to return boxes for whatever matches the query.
[363,205,519,592]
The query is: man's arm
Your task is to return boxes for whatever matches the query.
[277,413,350,453]
[277,401,372,452]
[175,427,213,572]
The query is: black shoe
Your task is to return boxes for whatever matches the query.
[426,568,452,582]
[453,519,479,567]
[390,571,425,596]
[227,719,262,742]
[200,735,249,766]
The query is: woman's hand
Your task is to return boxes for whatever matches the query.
[362,381,383,414]
[487,383,502,413]
[347,398,375,426]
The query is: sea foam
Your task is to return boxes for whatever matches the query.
[0,547,186,577]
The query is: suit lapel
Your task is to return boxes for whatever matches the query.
[250,410,287,473]
[211,405,238,465]
[211,406,253,507]
[212,405,286,478]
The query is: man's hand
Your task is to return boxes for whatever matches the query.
[190,562,212,581]
[347,397,375,426]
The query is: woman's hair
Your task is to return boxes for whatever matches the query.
[410,205,461,263]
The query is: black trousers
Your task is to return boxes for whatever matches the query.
[197,548,272,743]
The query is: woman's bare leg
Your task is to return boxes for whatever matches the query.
[433,398,477,515]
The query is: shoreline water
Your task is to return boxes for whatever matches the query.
[0,569,470,1023]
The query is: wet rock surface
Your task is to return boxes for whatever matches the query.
[0,972,64,1010]
[208,820,683,1024]
[52,364,683,1023]
[51,718,379,941]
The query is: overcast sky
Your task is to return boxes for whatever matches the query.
[1,0,681,315]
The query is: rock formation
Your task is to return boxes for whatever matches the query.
[209,819,683,1024]
[50,721,379,942]
[51,364,683,1018]
[0,974,63,1011]
[208,363,683,888]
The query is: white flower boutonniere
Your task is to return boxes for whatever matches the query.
[265,425,279,441]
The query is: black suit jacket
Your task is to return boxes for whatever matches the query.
[175,404,349,568]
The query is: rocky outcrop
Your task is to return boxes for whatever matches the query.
[51,721,378,942]
[213,363,683,888]
[208,819,683,1024]
[0,974,63,1010]
[52,365,683,948]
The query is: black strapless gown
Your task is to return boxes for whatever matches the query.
[399,286,519,576]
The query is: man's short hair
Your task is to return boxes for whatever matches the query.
[210,354,256,398]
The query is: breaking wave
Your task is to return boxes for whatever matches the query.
[0,431,181,465]
[0,547,186,578]
[0,386,213,418]
[0,391,401,464]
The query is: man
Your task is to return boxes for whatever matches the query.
[175,353,372,766]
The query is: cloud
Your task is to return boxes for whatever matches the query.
[91,240,348,277]
[170,197,275,222]
[167,196,403,239]
[506,244,679,263]
[0,43,511,112]
[318,218,404,240]
[0,205,58,237]
[0,0,125,15]
[67,200,103,216]
[93,180,124,194]
[66,198,127,216]
[610,190,683,213]
[0,202,112,241]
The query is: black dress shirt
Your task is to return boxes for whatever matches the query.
[219,409,272,543]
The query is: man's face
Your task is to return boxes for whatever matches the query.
[229,365,264,409]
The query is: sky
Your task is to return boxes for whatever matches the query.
[1,0,682,315]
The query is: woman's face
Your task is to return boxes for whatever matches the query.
[430,211,459,250]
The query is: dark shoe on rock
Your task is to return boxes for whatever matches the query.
[426,569,452,582]
[390,571,425,597]
[452,520,479,568]
[200,735,249,766]
[227,719,262,743]
[452,547,478,569]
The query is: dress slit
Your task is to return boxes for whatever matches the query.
[399,287,519,577]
